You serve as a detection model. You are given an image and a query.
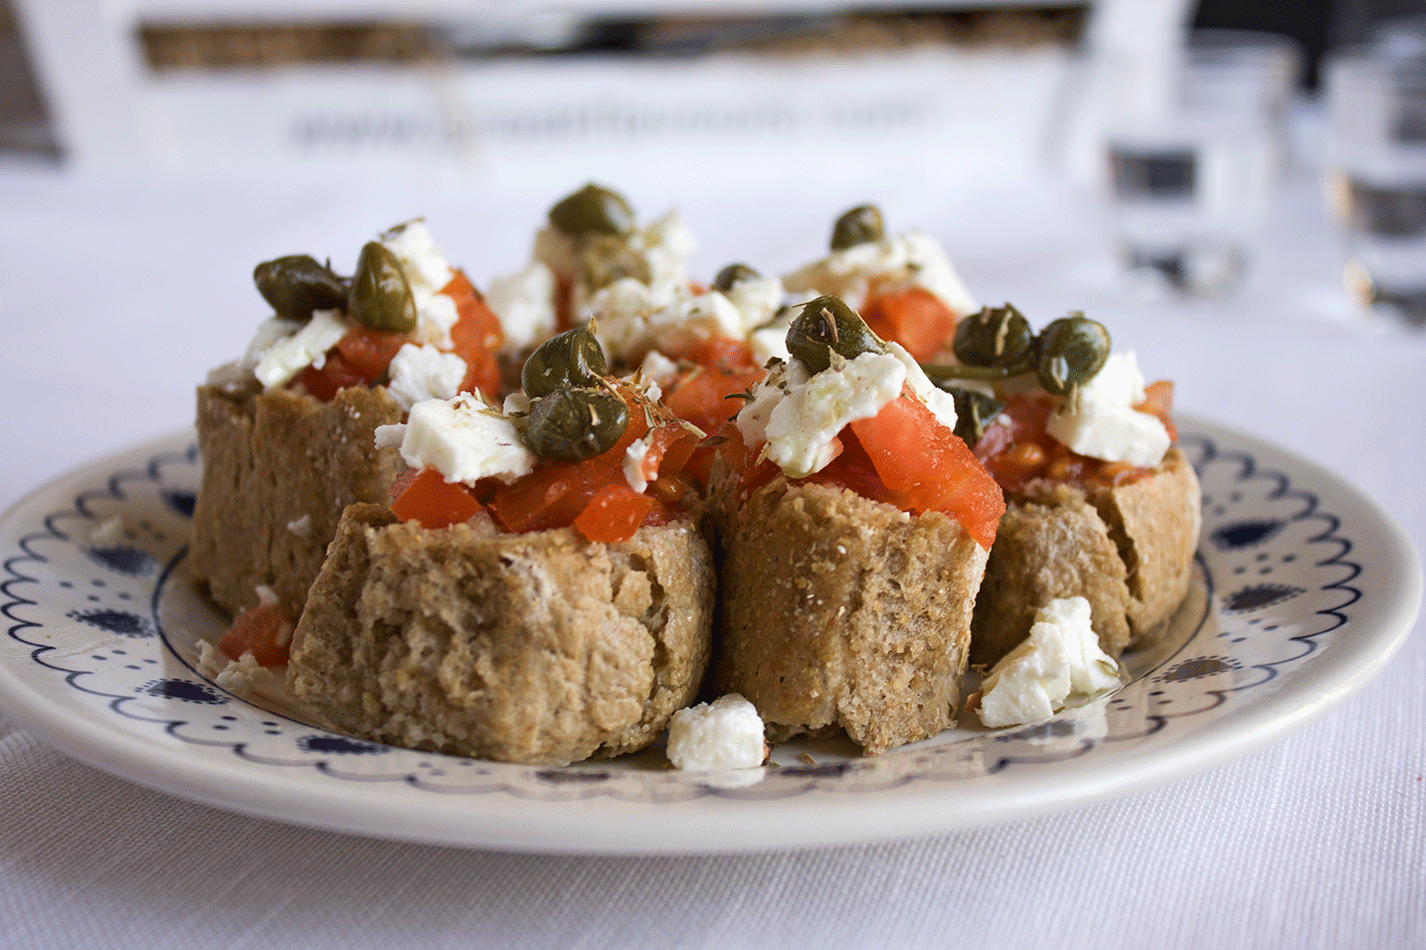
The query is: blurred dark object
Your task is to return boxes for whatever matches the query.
[1192,0,1335,86]
[0,0,57,157]
[142,22,439,71]
[137,6,1090,72]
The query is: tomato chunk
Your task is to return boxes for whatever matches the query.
[218,601,293,667]
[860,287,959,361]
[337,325,409,380]
[973,390,1169,493]
[573,483,657,543]
[474,386,702,544]
[846,392,1005,549]
[294,351,368,401]
[390,467,482,529]
[443,271,504,400]
[663,338,766,488]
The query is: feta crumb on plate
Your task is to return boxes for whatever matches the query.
[977,596,1122,728]
[667,694,767,771]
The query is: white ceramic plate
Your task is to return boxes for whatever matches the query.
[0,419,1418,854]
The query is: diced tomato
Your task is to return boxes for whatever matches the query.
[573,483,656,543]
[218,601,293,668]
[663,338,766,488]
[389,467,483,529]
[973,389,1169,494]
[336,325,409,381]
[860,287,960,361]
[1136,380,1178,442]
[482,386,702,544]
[442,271,504,400]
[294,351,368,401]
[845,392,1005,549]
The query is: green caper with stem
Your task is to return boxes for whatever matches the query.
[548,183,636,238]
[253,255,348,320]
[713,263,760,293]
[952,304,1037,372]
[524,387,630,465]
[830,204,885,250]
[786,295,889,375]
[348,241,417,333]
[1035,314,1110,396]
[521,326,608,399]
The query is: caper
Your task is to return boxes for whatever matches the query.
[521,327,608,399]
[252,255,348,320]
[713,263,760,293]
[548,183,636,238]
[943,388,1004,449]
[348,241,417,333]
[951,304,1037,372]
[524,388,630,464]
[578,234,652,291]
[921,362,1015,386]
[786,295,888,375]
[830,204,885,251]
[1035,314,1110,396]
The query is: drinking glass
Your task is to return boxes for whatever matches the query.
[1099,30,1301,296]
[1323,47,1426,325]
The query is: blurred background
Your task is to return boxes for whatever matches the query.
[1,0,1424,488]
[3,0,1409,182]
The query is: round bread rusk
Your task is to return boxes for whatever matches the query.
[286,503,715,765]
[190,384,404,618]
[969,446,1202,667]
[715,478,989,755]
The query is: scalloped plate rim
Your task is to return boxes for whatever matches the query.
[0,417,1418,854]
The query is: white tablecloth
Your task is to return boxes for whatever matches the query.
[1,156,1422,949]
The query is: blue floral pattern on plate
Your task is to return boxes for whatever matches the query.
[0,423,1417,849]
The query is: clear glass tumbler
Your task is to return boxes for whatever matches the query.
[1099,30,1301,296]
[1323,47,1426,325]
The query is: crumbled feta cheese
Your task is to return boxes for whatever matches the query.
[254,309,350,390]
[1081,351,1148,406]
[748,309,795,366]
[410,291,460,351]
[977,597,1121,728]
[388,394,536,486]
[783,229,977,315]
[386,343,468,411]
[759,351,907,479]
[624,436,654,493]
[734,358,809,448]
[254,584,279,606]
[632,209,697,287]
[587,277,729,362]
[667,694,767,771]
[1046,390,1171,467]
[381,220,460,350]
[724,275,785,329]
[286,514,312,538]
[208,316,304,389]
[213,650,272,698]
[381,219,454,298]
[886,342,958,433]
[639,349,682,389]
[486,261,558,351]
